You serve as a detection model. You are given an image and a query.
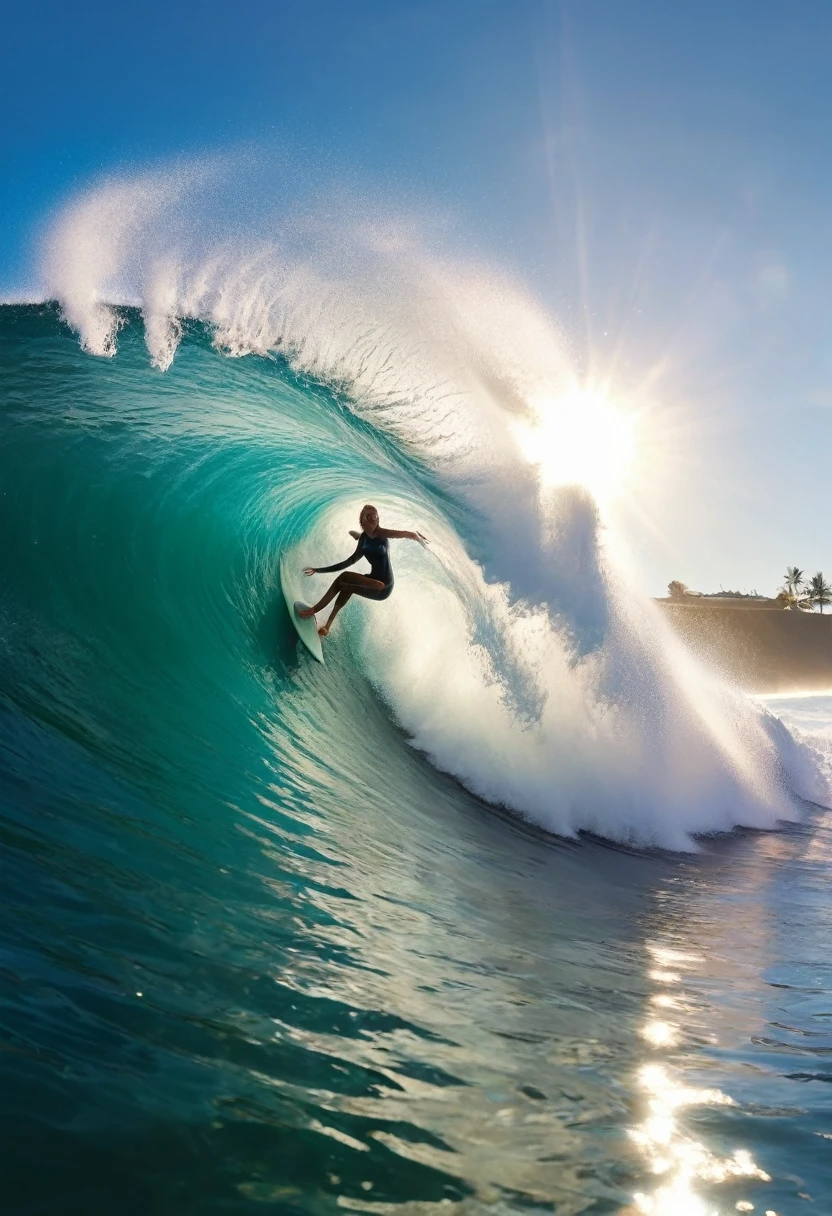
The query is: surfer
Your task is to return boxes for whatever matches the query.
[299,504,428,638]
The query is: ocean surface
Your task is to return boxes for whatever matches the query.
[2,283,832,1216]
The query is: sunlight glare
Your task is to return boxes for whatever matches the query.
[513,383,637,504]
[630,1062,771,1215]
[642,1020,678,1047]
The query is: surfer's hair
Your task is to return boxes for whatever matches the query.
[360,504,378,518]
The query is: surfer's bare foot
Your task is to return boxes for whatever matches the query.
[318,625,330,638]
[297,607,315,619]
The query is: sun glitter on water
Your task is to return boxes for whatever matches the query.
[624,945,774,1216]
[513,383,638,505]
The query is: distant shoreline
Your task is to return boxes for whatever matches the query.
[657,601,832,694]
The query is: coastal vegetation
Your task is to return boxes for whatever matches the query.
[666,567,832,612]
[778,568,832,612]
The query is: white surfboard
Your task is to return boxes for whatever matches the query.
[279,557,324,664]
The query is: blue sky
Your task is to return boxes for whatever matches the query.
[3,0,831,596]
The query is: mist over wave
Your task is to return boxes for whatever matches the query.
[33,160,829,848]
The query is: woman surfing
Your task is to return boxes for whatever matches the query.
[299,504,428,638]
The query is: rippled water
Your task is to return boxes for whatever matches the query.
[4,685,832,1214]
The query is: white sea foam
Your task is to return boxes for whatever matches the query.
[39,161,829,848]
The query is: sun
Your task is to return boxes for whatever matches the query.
[512,383,638,506]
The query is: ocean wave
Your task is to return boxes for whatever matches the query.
[0,165,825,849]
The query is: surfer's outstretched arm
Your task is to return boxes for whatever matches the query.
[379,528,429,545]
[350,528,426,543]
[303,543,362,577]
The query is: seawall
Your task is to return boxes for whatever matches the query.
[658,602,832,693]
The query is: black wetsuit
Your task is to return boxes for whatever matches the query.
[316,532,394,601]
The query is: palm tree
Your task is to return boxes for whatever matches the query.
[808,572,832,614]
[783,566,805,598]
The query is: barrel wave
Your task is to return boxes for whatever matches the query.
[22,164,826,848]
[3,169,832,1214]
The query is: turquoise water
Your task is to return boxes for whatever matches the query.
[2,304,832,1214]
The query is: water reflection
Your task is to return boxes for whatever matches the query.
[630,944,773,1215]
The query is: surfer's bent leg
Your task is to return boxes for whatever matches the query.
[320,574,391,635]
[319,588,352,636]
[299,572,386,621]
